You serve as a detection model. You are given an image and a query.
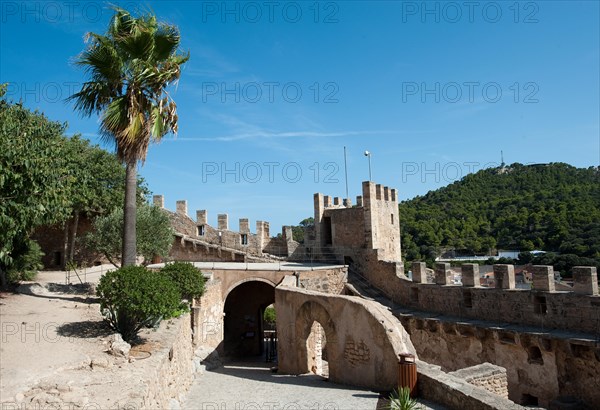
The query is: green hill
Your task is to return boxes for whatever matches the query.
[399,163,600,269]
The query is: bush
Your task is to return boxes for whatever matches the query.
[96,265,181,342]
[160,261,205,306]
[6,239,44,284]
[263,306,276,325]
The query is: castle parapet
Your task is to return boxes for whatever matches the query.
[153,195,164,208]
[494,264,516,289]
[176,200,188,216]
[435,262,451,285]
[217,214,229,231]
[412,262,428,284]
[461,264,480,287]
[532,265,555,292]
[573,266,598,295]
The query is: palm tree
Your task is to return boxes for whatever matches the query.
[69,7,189,266]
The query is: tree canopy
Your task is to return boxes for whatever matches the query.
[0,85,147,286]
[0,87,73,285]
[399,163,600,268]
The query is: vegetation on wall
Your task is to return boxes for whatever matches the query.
[399,163,600,269]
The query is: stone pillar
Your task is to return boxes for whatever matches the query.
[196,210,207,225]
[324,195,332,208]
[343,198,352,208]
[218,214,228,231]
[532,265,555,292]
[334,197,341,206]
[153,195,164,208]
[314,193,324,246]
[239,218,250,233]
[362,181,377,250]
[461,264,480,287]
[435,263,451,285]
[572,267,598,295]
[391,189,397,202]
[356,196,363,207]
[384,186,390,201]
[256,221,267,251]
[412,262,427,284]
[283,226,294,242]
[176,200,187,216]
[494,264,515,289]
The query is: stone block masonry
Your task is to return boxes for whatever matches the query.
[461,263,480,287]
[532,265,555,291]
[494,264,515,289]
[449,363,509,399]
[435,262,451,285]
[572,266,598,295]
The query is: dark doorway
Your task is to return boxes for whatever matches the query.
[223,281,275,358]
[322,217,332,245]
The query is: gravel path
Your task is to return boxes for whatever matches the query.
[182,361,382,410]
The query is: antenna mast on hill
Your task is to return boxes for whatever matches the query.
[501,150,505,167]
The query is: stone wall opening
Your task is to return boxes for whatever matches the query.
[307,321,328,377]
[296,301,339,380]
[521,393,539,406]
[223,280,275,358]
[527,345,543,365]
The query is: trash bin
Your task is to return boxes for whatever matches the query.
[398,353,417,398]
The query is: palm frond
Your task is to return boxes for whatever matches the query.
[70,6,189,164]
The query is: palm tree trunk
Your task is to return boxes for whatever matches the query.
[122,160,137,266]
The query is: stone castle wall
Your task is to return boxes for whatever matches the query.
[360,261,599,335]
[399,309,600,408]
[155,195,298,261]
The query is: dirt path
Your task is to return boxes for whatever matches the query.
[0,266,133,407]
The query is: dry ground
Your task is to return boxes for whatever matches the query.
[0,266,163,408]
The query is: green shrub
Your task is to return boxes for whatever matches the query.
[263,306,276,325]
[160,261,205,305]
[96,265,181,342]
[388,386,420,410]
[6,239,44,284]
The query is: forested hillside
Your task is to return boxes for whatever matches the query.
[399,163,600,268]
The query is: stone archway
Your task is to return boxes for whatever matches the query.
[295,301,340,380]
[223,280,275,358]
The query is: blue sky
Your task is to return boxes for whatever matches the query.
[1,1,599,233]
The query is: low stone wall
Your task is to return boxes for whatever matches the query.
[192,277,224,350]
[357,260,600,335]
[398,310,600,408]
[276,276,416,390]
[418,362,524,410]
[449,363,509,399]
[134,313,195,409]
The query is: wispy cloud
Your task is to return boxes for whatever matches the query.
[169,130,396,142]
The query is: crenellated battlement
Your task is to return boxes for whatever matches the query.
[366,259,600,336]
[361,181,398,206]
[151,194,295,260]
[310,181,402,264]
